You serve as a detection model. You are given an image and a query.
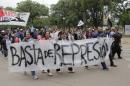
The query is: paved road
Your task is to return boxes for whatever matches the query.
[0,37,130,86]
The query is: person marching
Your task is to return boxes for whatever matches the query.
[23,32,39,80]
[109,27,121,67]
[56,31,75,73]
[113,27,122,59]
[41,31,54,76]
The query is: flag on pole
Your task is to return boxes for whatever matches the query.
[77,20,84,27]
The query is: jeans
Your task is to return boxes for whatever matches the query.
[31,71,36,76]
[101,62,108,69]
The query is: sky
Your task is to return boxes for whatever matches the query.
[0,0,59,8]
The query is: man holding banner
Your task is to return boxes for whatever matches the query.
[23,33,39,80]
[40,31,54,76]
[56,31,75,73]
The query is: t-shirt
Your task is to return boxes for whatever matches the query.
[15,37,20,43]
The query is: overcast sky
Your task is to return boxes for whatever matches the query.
[0,0,59,8]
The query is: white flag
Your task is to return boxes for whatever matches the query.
[77,20,84,27]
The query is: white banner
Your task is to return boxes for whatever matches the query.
[0,9,30,26]
[8,38,112,72]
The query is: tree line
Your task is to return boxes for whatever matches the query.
[2,0,130,28]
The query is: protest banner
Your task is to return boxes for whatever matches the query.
[0,8,30,26]
[8,38,112,72]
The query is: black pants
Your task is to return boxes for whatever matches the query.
[109,51,116,66]
[4,49,8,57]
[2,47,8,57]
[112,42,122,59]
[112,47,122,59]
[116,47,122,58]
[0,43,2,51]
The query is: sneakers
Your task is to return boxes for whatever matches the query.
[48,72,53,76]
[32,75,39,80]
[118,57,122,59]
[85,66,90,70]
[56,70,62,73]
[42,70,47,73]
[42,70,53,76]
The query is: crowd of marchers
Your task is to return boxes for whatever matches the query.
[0,26,122,80]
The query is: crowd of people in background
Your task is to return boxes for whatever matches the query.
[0,26,122,80]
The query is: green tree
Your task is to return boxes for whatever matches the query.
[111,0,130,26]
[5,7,15,11]
[50,0,113,28]
[120,11,130,25]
